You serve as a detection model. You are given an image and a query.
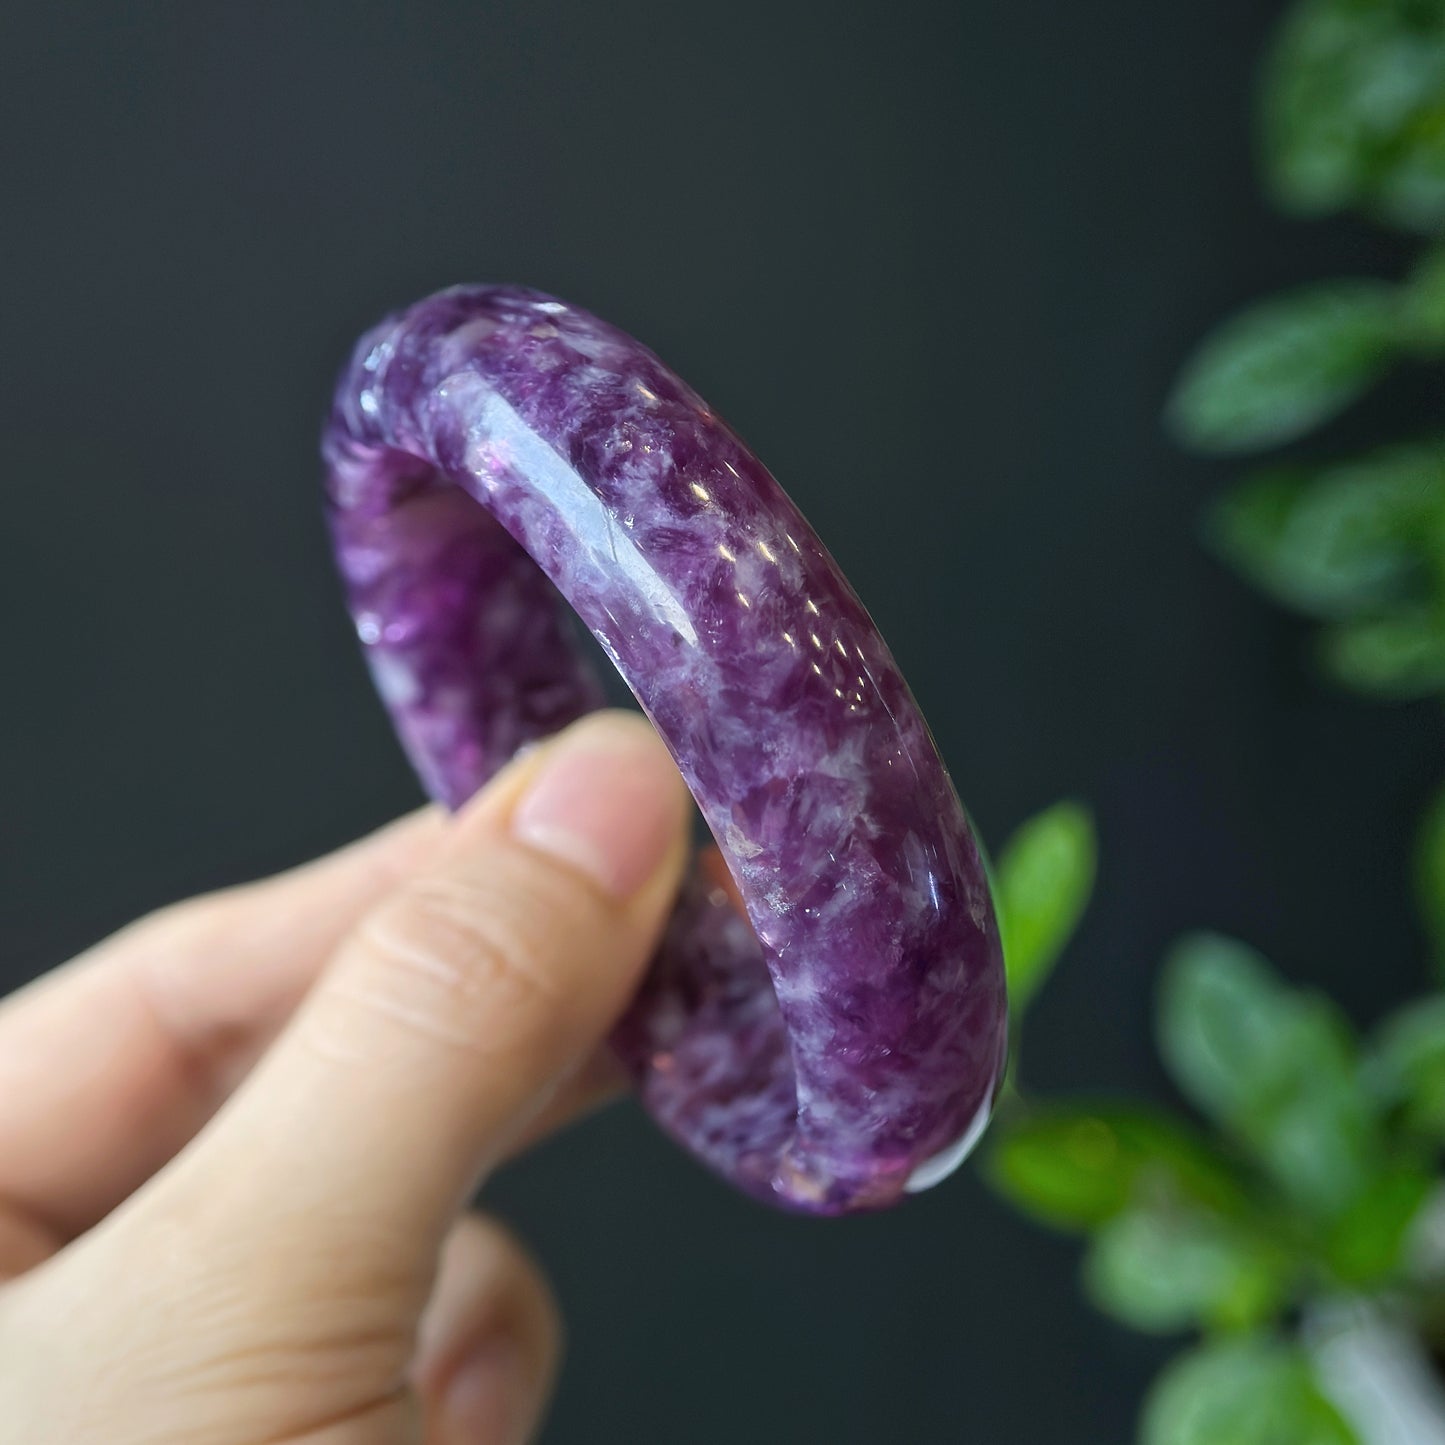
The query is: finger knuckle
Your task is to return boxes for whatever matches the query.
[104,890,236,962]
[344,870,568,1049]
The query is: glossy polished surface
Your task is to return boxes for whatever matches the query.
[323,285,1007,1213]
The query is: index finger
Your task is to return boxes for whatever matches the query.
[0,807,446,1246]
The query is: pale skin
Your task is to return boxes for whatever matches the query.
[0,711,695,1445]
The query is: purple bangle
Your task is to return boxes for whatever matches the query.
[322,285,1007,1214]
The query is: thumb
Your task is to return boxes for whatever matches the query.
[159,710,689,1297]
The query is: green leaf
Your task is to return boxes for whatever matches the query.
[1158,935,1377,1218]
[985,1104,1243,1233]
[1168,282,1399,455]
[1376,99,1445,232]
[1206,468,1309,595]
[1365,991,1445,1137]
[1206,444,1445,620]
[1158,936,1326,1123]
[1320,609,1445,697]
[995,801,1097,1014]
[1414,788,1445,975]
[1142,1337,1359,1445]
[1084,1205,1292,1334]
[1262,0,1445,231]
[1400,243,1445,353]
[1324,1163,1434,1285]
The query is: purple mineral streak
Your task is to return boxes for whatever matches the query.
[322,285,1008,1214]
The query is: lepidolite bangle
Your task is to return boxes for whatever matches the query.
[322,285,1008,1214]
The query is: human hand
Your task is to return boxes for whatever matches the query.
[0,712,690,1445]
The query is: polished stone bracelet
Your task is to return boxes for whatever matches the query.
[322,285,1007,1214]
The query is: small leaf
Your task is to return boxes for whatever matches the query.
[1206,444,1445,620]
[1142,1337,1359,1445]
[1320,610,1445,698]
[1157,935,1377,1218]
[985,1104,1243,1233]
[995,801,1097,1014]
[1084,1205,1292,1334]
[1414,789,1445,975]
[1400,243,1445,354]
[1168,282,1399,454]
[1324,1164,1433,1285]
[1376,100,1445,232]
[1158,937,1317,1121]
[1365,991,1445,1137]
[1205,469,1308,594]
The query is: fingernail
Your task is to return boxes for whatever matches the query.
[511,714,683,899]
[442,1340,526,1444]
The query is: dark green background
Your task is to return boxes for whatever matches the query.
[1,2,1438,1440]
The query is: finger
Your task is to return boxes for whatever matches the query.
[0,807,448,1241]
[412,1214,560,1445]
[0,1206,60,1282]
[503,1044,628,1158]
[157,711,689,1303]
[699,841,746,915]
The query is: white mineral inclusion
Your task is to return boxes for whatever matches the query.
[902,1083,996,1194]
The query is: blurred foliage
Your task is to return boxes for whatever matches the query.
[986,1105,1244,1232]
[1168,74,1445,706]
[1083,1205,1293,1335]
[988,790,1445,1443]
[1364,992,1445,1138]
[995,800,1095,1016]
[1141,1337,1358,1445]
[1203,439,1445,696]
[1416,785,1445,969]
[1158,934,1381,1219]
[1263,0,1445,230]
[1167,281,1399,453]
[984,6,1445,1438]
[1168,5,1445,700]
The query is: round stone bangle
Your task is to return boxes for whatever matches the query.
[322,285,1008,1214]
